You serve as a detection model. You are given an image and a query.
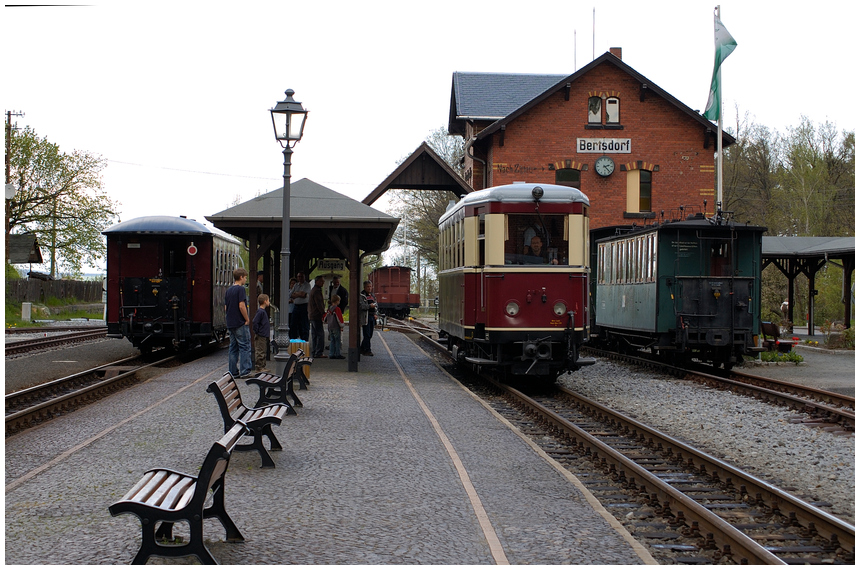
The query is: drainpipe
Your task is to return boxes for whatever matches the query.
[464,136,486,189]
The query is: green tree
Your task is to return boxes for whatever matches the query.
[776,118,854,236]
[723,115,854,237]
[722,110,780,229]
[388,127,465,271]
[8,126,119,277]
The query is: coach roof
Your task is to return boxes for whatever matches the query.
[439,183,590,225]
[103,215,215,235]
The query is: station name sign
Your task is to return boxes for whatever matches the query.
[577,138,632,153]
[318,258,346,272]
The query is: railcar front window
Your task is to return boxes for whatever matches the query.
[504,214,568,265]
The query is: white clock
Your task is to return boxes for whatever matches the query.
[595,156,615,177]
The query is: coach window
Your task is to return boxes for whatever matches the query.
[606,97,620,124]
[588,96,602,123]
[478,213,486,266]
[555,168,581,189]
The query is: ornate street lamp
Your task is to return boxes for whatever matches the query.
[270,89,308,375]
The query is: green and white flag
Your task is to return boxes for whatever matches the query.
[704,16,737,121]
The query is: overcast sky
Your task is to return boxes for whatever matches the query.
[5,0,856,271]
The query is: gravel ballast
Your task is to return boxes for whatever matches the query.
[559,359,855,525]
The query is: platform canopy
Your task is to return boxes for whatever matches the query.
[363,142,472,206]
[206,177,399,311]
[762,236,855,333]
[208,178,398,258]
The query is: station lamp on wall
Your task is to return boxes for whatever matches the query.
[269,89,308,373]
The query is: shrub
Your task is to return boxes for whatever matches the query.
[760,351,804,364]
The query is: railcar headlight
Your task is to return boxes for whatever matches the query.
[505,301,520,316]
[553,301,567,316]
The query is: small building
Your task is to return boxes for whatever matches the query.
[449,49,733,229]
[8,233,44,265]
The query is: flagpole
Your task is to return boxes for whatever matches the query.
[715,5,723,214]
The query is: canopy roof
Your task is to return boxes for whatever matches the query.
[762,236,854,259]
[206,178,400,257]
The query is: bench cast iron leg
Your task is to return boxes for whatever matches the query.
[203,482,245,543]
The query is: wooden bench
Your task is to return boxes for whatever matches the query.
[109,421,248,565]
[761,321,796,353]
[245,351,303,408]
[207,373,294,468]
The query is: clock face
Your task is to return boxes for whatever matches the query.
[595,156,615,177]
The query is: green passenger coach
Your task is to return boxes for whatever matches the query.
[591,213,766,370]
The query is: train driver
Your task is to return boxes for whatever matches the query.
[523,235,559,265]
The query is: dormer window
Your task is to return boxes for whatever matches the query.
[606,97,620,123]
[588,97,602,123]
[587,94,622,129]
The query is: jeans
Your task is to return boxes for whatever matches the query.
[329,329,342,358]
[292,304,309,341]
[360,315,375,353]
[228,325,253,377]
[310,319,325,357]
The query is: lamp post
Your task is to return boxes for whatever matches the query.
[269,89,308,376]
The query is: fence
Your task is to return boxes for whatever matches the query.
[5,279,103,304]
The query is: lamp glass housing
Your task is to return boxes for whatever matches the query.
[270,89,308,147]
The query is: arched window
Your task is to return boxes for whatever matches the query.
[625,168,654,216]
[555,168,581,189]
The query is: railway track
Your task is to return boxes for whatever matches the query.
[583,347,854,434]
[5,352,179,436]
[399,321,854,564]
[397,319,854,432]
[5,337,225,437]
[5,327,109,356]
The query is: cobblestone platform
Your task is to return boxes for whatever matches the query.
[5,327,652,565]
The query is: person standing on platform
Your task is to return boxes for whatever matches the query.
[290,272,311,340]
[359,280,377,356]
[326,294,345,359]
[330,276,349,314]
[256,270,265,296]
[225,268,253,378]
[308,275,326,358]
[252,294,271,373]
[286,277,297,336]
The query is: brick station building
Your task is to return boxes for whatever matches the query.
[448,49,734,229]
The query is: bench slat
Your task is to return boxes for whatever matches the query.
[126,470,171,503]
[156,477,196,510]
[146,472,184,506]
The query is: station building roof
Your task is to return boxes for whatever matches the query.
[449,52,736,147]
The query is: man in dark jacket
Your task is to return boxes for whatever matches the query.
[330,277,349,314]
[308,275,326,358]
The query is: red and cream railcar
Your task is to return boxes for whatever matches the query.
[438,183,594,381]
[103,216,243,353]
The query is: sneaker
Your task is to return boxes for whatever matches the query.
[238,371,255,379]
[333,355,345,359]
